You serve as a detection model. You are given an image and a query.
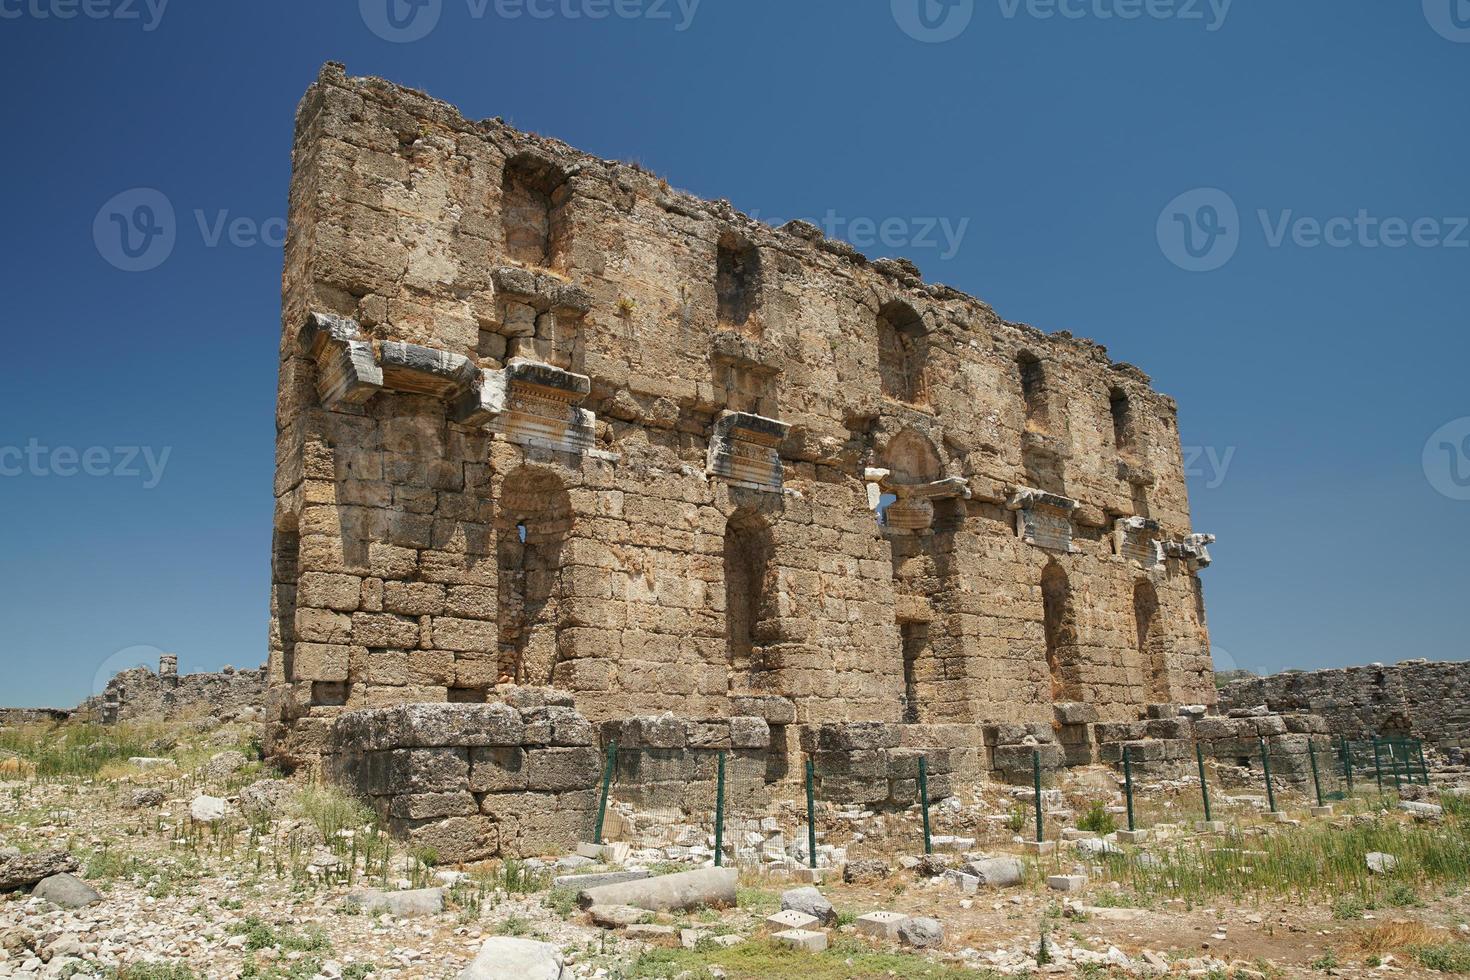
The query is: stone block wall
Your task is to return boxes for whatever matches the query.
[267,63,1219,766]
[326,688,600,862]
[1218,660,1470,750]
[1095,711,1335,787]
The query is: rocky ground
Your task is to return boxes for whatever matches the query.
[2,719,1469,980]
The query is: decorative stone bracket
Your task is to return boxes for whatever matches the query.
[1007,487,1080,553]
[299,311,596,456]
[1112,516,1164,570]
[455,360,595,455]
[1165,532,1216,570]
[876,474,971,532]
[707,411,790,492]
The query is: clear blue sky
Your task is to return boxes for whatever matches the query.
[2,1,1466,707]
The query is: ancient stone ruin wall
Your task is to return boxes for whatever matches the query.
[266,63,1218,765]
[77,655,267,724]
[1218,660,1470,750]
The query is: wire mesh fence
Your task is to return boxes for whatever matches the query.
[583,735,1440,869]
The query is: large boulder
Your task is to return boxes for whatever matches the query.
[31,873,101,908]
[190,795,229,823]
[967,856,1025,887]
[460,937,564,979]
[239,779,295,821]
[348,887,445,917]
[899,916,944,949]
[0,850,78,892]
[843,859,890,884]
[780,886,836,926]
[204,751,249,782]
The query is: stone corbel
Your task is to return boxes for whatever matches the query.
[297,312,383,408]
[1112,516,1164,570]
[1007,487,1080,553]
[454,359,595,455]
[1165,532,1216,570]
[707,411,790,492]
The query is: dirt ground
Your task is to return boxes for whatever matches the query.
[2,720,1468,979]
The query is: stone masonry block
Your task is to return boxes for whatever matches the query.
[526,747,601,792]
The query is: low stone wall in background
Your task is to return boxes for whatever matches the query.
[77,655,267,725]
[1218,659,1470,750]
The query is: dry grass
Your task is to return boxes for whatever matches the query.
[0,756,35,778]
[1342,920,1442,958]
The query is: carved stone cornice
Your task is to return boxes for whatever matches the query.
[1007,486,1080,553]
[707,411,790,492]
[454,359,595,455]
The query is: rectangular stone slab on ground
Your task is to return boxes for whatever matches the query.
[855,911,911,941]
[773,928,828,952]
[576,867,738,912]
[765,909,819,931]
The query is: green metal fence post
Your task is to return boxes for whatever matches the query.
[714,751,725,868]
[1123,746,1137,833]
[1196,741,1214,823]
[1416,739,1431,786]
[804,756,817,870]
[918,755,933,855]
[1260,736,1278,814]
[1033,749,1044,843]
[593,740,617,845]
[1308,740,1324,807]
[1390,741,1404,793]
[1372,737,1385,794]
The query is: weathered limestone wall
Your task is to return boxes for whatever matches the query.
[1218,660,1470,750]
[267,63,1217,764]
[79,656,266,724]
